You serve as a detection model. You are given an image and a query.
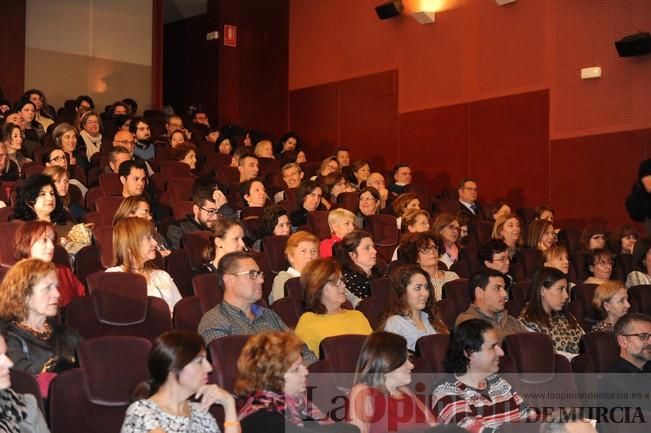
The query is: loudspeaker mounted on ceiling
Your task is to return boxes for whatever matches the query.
[615,32,651,57]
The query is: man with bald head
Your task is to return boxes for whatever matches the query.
[366,172,392,209]
[113,130,136,155]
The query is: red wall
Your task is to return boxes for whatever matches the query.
[0,0,25,102]
[287,0,651,228]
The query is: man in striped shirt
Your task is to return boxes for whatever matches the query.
[432,319,531,433]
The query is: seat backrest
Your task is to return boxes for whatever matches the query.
[307,210,331,240]
[172,200,194,220]
[366,214,399,263]
[168,177,196,202]
[355,296,384,329]
[192,273,224,313]
[515,248,544,280]
[215,166,240,190]
[93,225,115,268]
[441,278,470,313]
[270,297,300,329]
[207,335,250,392]
[415,334,450,373]
[10,368,44,414]
[319,334,368,370]
[370,276,392,304]
[582,331,619,373]
[160,160,192,179]
[337,192,358,213]
[628,284,651,314]
[262,235,290,274]
[94,195,124,226]
[98,173,123,196]
[172,295,203,331]
[49,336,152,433]
[0,220,23,267]
[181,230,211,269]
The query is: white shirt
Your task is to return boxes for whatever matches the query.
[105,267,182,316]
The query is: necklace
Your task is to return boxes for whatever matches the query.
[15,320,53,340]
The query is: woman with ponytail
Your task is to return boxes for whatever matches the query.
[121,330,239,433]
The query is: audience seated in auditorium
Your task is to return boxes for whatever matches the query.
[130,117,155,161]
[518,267,584,357]
[492,213,523,259]
[43,165,86,222]
[166,186,219,250]
[365,172,391,209]
[323,172,353,207]
[16,99,44,151]
[579,224,607,252]
[334,230,383,307]
[172,142,197,172]
[2,121,31,176]
[290,180,325,227]
[625,238,651,288]
[295,258,372,356]
[199,218,246,273]
[0,258,81,376]
[610,224,638,255]
[0,331,50,432]
[388,164,411,196]
[197,252,317,362]
[583,248,613,285]
[119,159,148,198]
[24,88,54,131]
[335,147,350,168]
[106,218,181,314]
[238,153,259,183]
[609,313,651,373]
[109,145,133,174]
[543,245,571,275]
[254,139,274,159]
[400,233,459,301]
[432,213,461,269]
[527,218,556,252]
[480,239,515,284]
[274,131,300,159]
[349,159,371,191]
[456,178,484,221]
[381,264,448,352]
[216,135,233,155]
[78,110,103,160]
[349,331,436,433]
[236,331,353,433]
[14,221,85,307]
[44,146,87,194]
[270,231,319,304]
[113,195,170,255]
[274,162,304,203]
[0,140,19,182]
[355,187,381,229]
[53,121,89,172]
[392,192,420,229]
[432,319,531,431]
[591,281,630,333]
[455,270,527,342]
[169,129,186,148]
[320,208,356,258]
[392,208,431,261]
[239,177,267,209]
[121,330,236,433]
[251,205,291,251]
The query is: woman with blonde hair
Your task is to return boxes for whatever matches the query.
[526,219,555,251]
[270,231,319,303]
[591,281,630,333]
[492,213,523,259]
[113,195,170,254]
[294,258,372,356]
[105,218,181,314]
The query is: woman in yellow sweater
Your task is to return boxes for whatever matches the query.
[295,258,372,356]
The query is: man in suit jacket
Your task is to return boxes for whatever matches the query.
[457,177,485,221]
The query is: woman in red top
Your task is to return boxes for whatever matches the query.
[349,332,437,433]
[13,221,85,307]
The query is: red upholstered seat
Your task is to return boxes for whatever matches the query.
[319,334,368,389]
[307,210,331,240]
[192,273,223,313]
[415,334,450,373]
[628,284,651,314]
[514,248,544,280]
[66,272,172,340]
[94,195,124,226]
[207,335,250,392]
[355,296,384,329]
[172,295,203,331]
[49,336,152,433]
[181,230,211,269]
[98,173,123,196]
[271,297,300,329]
[441,278,470,316]
[168,176,195,202]
[262,235,290,274]
[160,160,192,179]
[366,214,399,263]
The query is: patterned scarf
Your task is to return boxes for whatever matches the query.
[0,388,27,433]
[238,390,331,426]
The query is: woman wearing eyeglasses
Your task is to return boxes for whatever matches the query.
[400,233,459,302]
[579,225,608,252]
[432,213,461,269]
[584,248,614,285]
[105,218,182,315]
[294,258,372,357]
[626,238,651,288]
[355,187,381,229]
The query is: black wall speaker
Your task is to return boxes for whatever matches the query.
[615,32,651,57]
[375,1,402,20]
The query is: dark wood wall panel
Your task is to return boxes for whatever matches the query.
[550,129,649,229]
[0,0,25,103]
[338,71,398,173]
[399,103,469,192]
[469,90,550,210]
[288,82,339,160]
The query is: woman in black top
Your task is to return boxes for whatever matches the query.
[334,230,384,307]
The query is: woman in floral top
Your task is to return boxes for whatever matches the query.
[519,267,584,357]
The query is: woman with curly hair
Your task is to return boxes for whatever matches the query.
[0,258,81,377]
[236,331,353,433]
[381,264,448,352]
[294,258,372,356]
[400,232,459,301]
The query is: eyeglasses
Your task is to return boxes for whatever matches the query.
[199,206,219,216]
[594,260,614,267]
[621,333,651,341]
[114,139,137,146]
[230,270,264,280]
[51,155,66,162]
[419,245,438,254]
[359,197,378,202]
[591,235,606,240]
[492,256,511,263]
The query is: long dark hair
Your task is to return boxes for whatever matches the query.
[379,264,448,334]
[353,332,408,393]
[131,331,205,401]
[521,267,581,329]
[333,230,383,277]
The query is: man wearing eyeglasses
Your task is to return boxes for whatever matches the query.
[457,177,486,221]
[166,187,220,250]
[609,312,651,373]
[198,252,317,364]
